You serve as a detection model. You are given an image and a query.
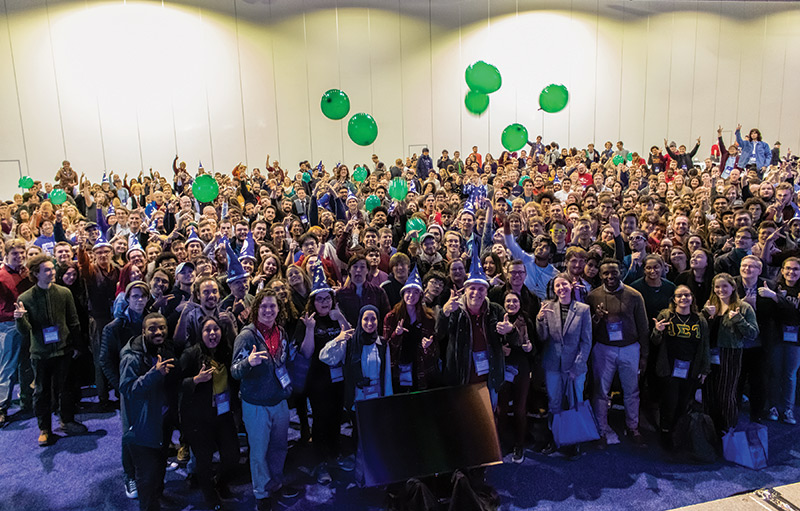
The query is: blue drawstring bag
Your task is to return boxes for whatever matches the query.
[551,380,600,447]
[722,423,768,470]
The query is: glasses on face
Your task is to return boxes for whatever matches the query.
[550,228,567,234]
[315,295,333,304]
[674,293,692,298]
[509,270,526,276]
[630,236,646,241]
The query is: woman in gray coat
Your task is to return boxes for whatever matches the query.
[537,273,593,417]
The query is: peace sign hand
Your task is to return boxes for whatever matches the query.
[443,290,460,317]
[537,302,553,321]
[155,355,175,376]
[653,317,670,332]
[13,301,26,319]
[335,328,354,343]
[247,345,270,367]
[193,363,214,384]
[394,319,409,337]
[496,313,514,335]
[301,312,316,330]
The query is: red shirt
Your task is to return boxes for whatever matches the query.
[0,263,32,322]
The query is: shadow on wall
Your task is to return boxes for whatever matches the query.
[5,0,800,28]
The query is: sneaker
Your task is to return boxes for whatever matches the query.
[177,443,191,463]
[124,478,138,499]
[256,497,273,511]
[602,430,621,446]
[315,464,332,485]
[564,444,581,461]
[166,460,179,471]
[60,421,88,436]
[281,486,300,499]
[511,446,525,464]
[626,428,644,445]
[768,407,779,421]
[783,409,797,425]
[336,455,355,472]
[38,429,53,447]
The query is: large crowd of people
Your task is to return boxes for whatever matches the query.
[0,123,797,511]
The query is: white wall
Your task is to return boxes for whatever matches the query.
[1,0,799,194]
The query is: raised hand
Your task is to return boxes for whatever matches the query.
[300,312,316,330]
[496,313,514,335]
[193,363,214,384]
[13,301,26,319]
[443,290,459,316]
[394,319,408,337]
[728,307,740,320]
[334,328,354,343]
[521,340,533,353]
[155,355,175,376]
[654,317,670,332]
[421,336,434,350]
[248,345,270,367]
[537,302,553,321]
[593,303,608,322]
[758,286,778,301]
[704,302,716,318]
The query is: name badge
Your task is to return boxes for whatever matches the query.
[330,366,344,383]
[504,364,519,383]
[214,391,230,415]
[607,321,624,342]
[275,365,292,389]
[784,325,799,343]
[399,363,413,387]
[363,383,380,401]
[710,348,721,365]
[672,359,690,380]
[300,214,309,225]
[43,326,60,345]
[473,350,489,376]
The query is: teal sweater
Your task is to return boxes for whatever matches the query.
[16,284,80,360]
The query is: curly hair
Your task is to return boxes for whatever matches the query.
[251,288,286,327]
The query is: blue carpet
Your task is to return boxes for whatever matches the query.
[0,397,799,511]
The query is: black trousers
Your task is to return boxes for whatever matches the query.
[498,357,531,448]
[738,346,767,421]
[129,443,168,511]
[184,413,239,504]
[308,381,344,462]
[31,355,73,431]
[122,439,135,480]
[705,348,742,435]
[90,317,111,402]
[659,375,696,433]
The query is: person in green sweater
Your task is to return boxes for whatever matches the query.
[15,254,87,446]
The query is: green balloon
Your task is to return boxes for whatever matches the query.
[613,154,624,165]
[353,166,368,183]
[302,172,311,183]
[626,152,633,162]
[388,178,408,201]
[539,84,569,113]
[365,195,381,212]
[192,174,219,203]
[347,113,378,146]
[501,123,529,152]
[464,91,489,115]
[320,89,350,120]
[465,61,502,94]
[18,176,34,189]
[49,189,67,205]
[518,175,531,186]
[406,217,427,241]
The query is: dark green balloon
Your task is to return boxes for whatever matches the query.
[464,91,489,115]
[365,195,381,212]
[347,113,378,146]
[388,178,408,201]
[320,89,350,120]
[501,123,528,152]
[192,174,219,203]
[539,84,569,113]
[353,166,368,183]
[465,61,502,94]
[49,189,67,205]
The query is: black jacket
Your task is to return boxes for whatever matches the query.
[100,311,142,391]
[179,341,234,424]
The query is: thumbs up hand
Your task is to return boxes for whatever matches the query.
[496,313,514,335]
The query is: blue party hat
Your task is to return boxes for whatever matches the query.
[317,193,330,210]
[107,204,116,217]
[309,261,333,297]
[92,234,112,251]
[221,200,229,220]
[347,190,357,203]
[408,181,417,194]
[553,174,561,184]
[238,231,256,262]
[102,172,109,184]
[462,201,475,217]
[186,226,203,247]
[97,206,109,238]
[127,233,145,255]
[465,245,489,287]
[223,236,249,283]
[400,265,423,293]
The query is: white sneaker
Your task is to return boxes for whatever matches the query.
[124,478,138,499]
[603,430,620,445]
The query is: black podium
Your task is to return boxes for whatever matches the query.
[355,383,502,487]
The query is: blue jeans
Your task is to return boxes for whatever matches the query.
[545,371,586,415]
[242,399,289,500]
[592,343,640,432]
[776,343,800,411]
[0,321,21,412]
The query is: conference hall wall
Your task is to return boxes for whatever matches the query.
[1,0,799,193]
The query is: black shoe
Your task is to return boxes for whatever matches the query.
[536,441,556,455]
[626,428,644,446]
[256,497,272,511]
[511,446,525,463]
[215,481,233,499]
[564,444,581,461]
[281,486,300,499]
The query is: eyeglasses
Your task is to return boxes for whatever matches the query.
[674,293,692,298]
[630,236,646,241]
[550,228,567,234]
[315,295,333,303]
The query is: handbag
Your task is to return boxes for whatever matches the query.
[550,379,600,447]
[722,423,768,470]
[286,341,311,394]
